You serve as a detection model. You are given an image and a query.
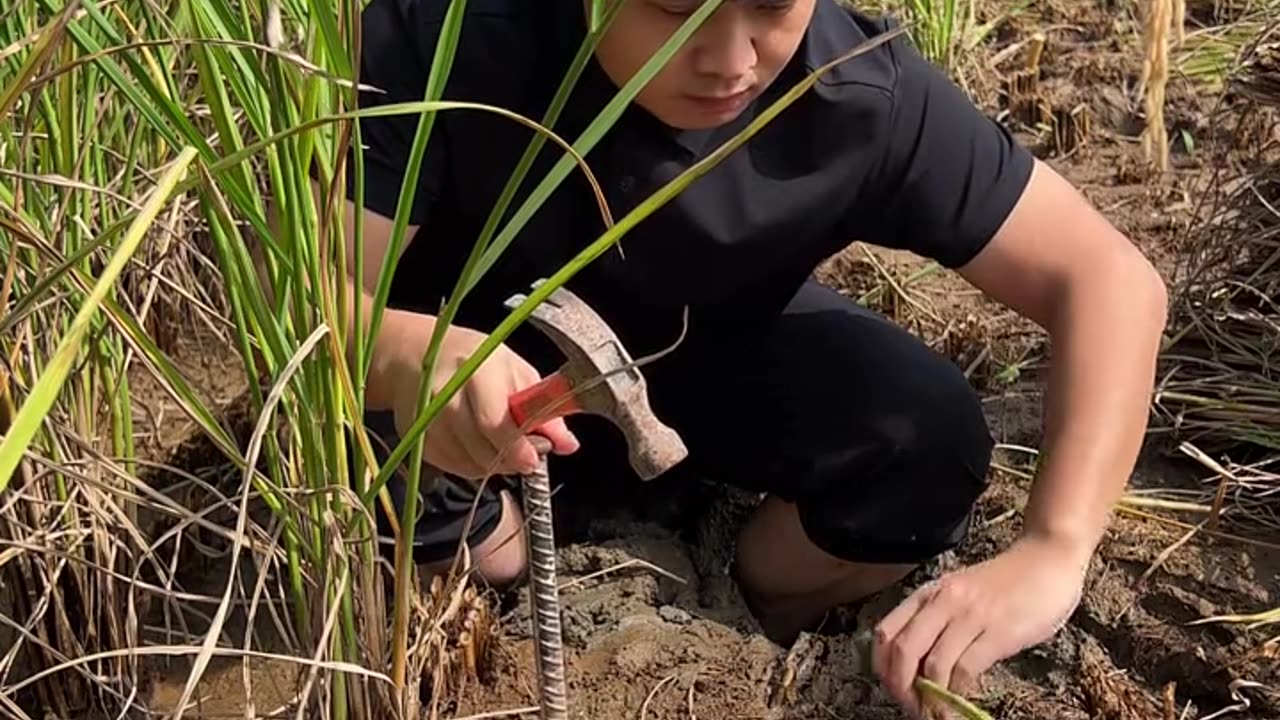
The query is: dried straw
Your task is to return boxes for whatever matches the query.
[1155,22,1280,537]
[1142,0,1174,172]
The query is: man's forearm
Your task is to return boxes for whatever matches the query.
[1021,261,1168,561]
[343,272,436,414]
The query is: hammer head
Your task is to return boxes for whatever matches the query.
[505,281,688,480]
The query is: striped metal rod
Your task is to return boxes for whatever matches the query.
[522,438,567,720]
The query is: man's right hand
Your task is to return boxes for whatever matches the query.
[319,185,578,480]
[387,318,580,480]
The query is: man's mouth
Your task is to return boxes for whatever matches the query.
[685,87,754,113]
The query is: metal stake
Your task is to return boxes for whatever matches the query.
[521,437,567,720]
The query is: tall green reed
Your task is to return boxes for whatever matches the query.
[0,1,222,716]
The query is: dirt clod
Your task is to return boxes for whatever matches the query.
[658,605,692,625]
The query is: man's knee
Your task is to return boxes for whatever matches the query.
[422,490,528,590]
[468,490,528,588]
[901,357,993,480]
[798,358,993,565]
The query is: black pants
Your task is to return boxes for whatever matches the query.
[365,279,994,567]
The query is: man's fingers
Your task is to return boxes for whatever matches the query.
[538,416,580,455]
[877,585,951,718]
[467,374,539,474]
[920,614,984,710]
[429,422,485,479]
[875,579,936,681]
[498,361,580,457]
[458,421,510,478]
[439,389,510,478]
[951,631,1010,696]
[873,582,932,677]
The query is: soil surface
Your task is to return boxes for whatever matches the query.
[131,1,1280,718]
[438,399,1280,720]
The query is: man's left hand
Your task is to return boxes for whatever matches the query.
[871,534,1089,718]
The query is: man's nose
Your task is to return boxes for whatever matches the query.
[691,8,757,82]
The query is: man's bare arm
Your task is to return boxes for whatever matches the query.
[873,158,1168,714]
[958,158,1168,557]
[324,183,437,414]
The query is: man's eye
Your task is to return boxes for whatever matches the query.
[753,0,796,13]
[652,0,795,17]
[655,2,696,15]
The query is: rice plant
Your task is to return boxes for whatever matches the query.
[0,2,220,715]
[898,0,975,72]
[1158,21,1280,455]
[855,0,1018,76]
[1154,20,1280,656]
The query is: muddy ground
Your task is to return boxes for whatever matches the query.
[443,405,1279,720]
[129,1,1280,718]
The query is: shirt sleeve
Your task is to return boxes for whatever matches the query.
[855,30,1035,268]
[343,0,450,227]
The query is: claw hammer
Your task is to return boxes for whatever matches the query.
[503,281,688,720]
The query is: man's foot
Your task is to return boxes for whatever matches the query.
[733,495,916,645]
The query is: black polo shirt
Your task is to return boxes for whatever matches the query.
[349,0,1034,352]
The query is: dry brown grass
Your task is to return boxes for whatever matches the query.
[1142,0,1175,172]
[1154,22,1280,539]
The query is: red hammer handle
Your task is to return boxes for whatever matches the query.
[508,371,583,429]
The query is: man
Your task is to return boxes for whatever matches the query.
[337,0,1168,717]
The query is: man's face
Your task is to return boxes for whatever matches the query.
[590,0,815,130]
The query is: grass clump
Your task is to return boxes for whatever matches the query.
[0,3,217,715]
[1158,22,1280,457]
[853,0,1022,79]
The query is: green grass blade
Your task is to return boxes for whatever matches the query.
[0,213,106,339]
[363,0,470,385]
[589,0,604,33]
[422,0,625,335]
[0,0,77,121]
[305,0,352,79]
[916,678,995,720]
[396,0,629,512]
[0,146,198,492]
